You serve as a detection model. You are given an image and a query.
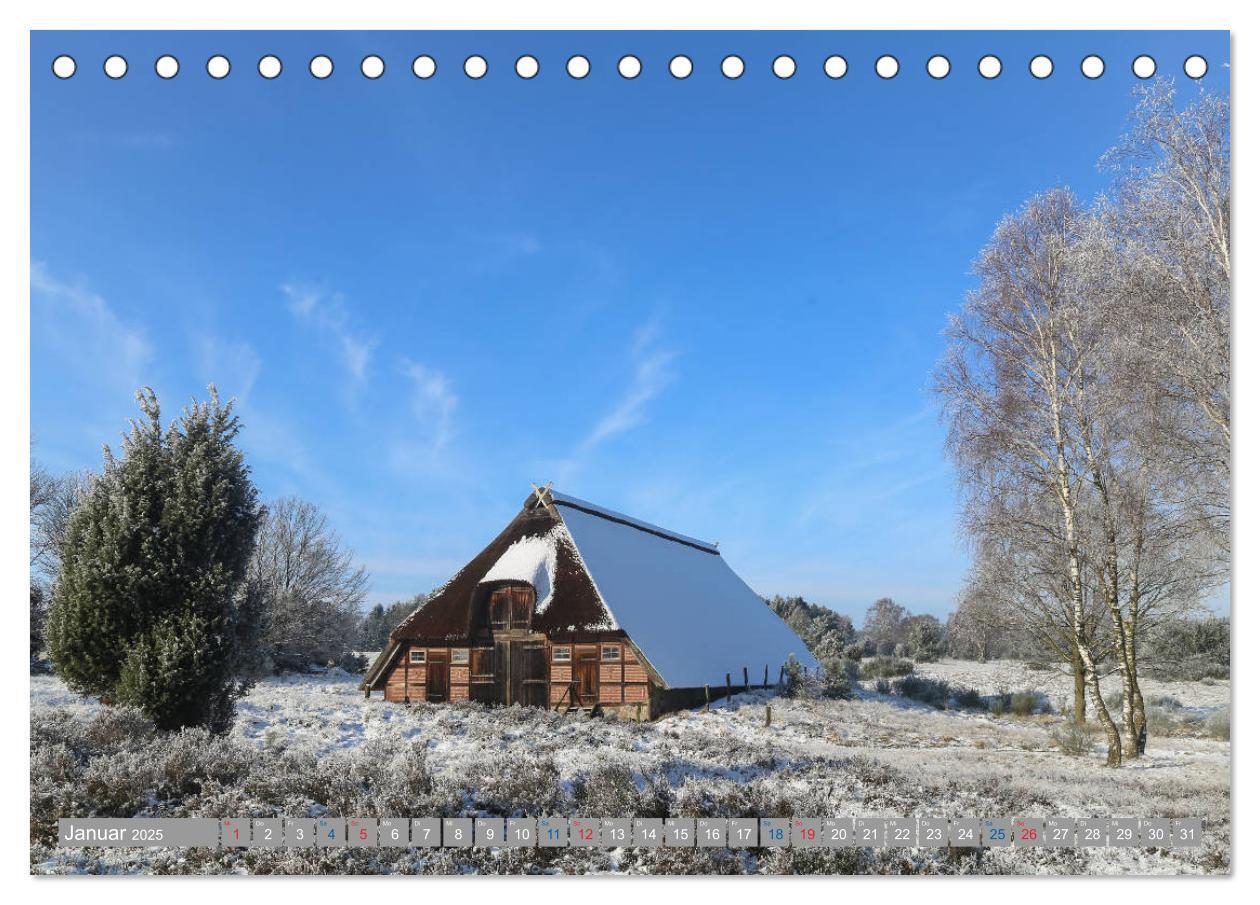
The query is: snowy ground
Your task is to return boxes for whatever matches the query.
[29,659,1230,875]
[913,659,1231,714]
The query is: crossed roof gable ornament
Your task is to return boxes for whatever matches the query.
[530,481,557,514]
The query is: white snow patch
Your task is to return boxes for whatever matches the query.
[479,526,562,613]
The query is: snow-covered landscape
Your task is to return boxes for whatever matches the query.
[29,659,1230,875]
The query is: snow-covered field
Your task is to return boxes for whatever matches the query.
[29,659,1230,876]
[913,659,1231,714]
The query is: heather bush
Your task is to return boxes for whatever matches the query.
[1050,720,1095,756]
[814,658,855,699]
[892,675,952,709]
[860,656,914,679]
[1205,707,1230,740]
[954,687,985,710]
[989,690,1043,717]
[572,764,641,817]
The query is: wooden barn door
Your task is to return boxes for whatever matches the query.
[494,640,547,708]
[517,641,547,708]
[575,649,599,706]
[426,652,449,702]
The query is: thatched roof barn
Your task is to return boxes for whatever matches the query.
[361,486,817,718]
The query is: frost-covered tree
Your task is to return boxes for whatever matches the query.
[357,597,423,651]
[248,496,369,670]
[30,583,47,662]
[47,387,262,732]
[861,598,908,655]
[30,459,92,584]
[765,595,856,660]
[905,616,945,662]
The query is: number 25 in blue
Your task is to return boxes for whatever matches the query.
[989,828,1005,841]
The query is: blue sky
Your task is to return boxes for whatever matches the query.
[30,30,1229,622]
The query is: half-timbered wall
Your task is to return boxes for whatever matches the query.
[382,635,654,711]
[382,644,493,703]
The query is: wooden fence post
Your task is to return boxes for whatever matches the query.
[763,665,769,688]
[725,672,732,705]
[743,666,750,693]
[778,665,785,687]
[765,704,772,728]
[704,684,710,712]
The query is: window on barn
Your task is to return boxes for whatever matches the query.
[602,645,621,661]
[451,649,470,664]
[490,592,510,630]
[510,588,531,629]
[553,647,572,662]
[489,585,534,632]
[409,649,426,664]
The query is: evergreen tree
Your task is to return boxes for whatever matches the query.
[356,597,424,651]
[47,387,261,731]
[30,583,47,662]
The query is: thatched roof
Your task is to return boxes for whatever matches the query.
[363,487,818,690]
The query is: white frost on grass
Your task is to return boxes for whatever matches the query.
[912,659,1231,713]
[30,657,1231,876]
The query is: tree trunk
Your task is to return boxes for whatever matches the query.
[1072,648,1087,725]
[1079,642,1124,767]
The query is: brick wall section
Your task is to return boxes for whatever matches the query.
[622,663,649,683]
[600,685,623,704]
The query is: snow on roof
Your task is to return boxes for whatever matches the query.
[550,491,718,553]
[477,522,618,628]
[479,530,556,601]
[554,499,819,688]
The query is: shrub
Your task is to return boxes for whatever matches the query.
[843,641,870,661]
[954,687,985,710]
[859,656,914,679]
[990,690,1043,717]
[573,764,641,817]
[1205,707,1230,740]
[48,388,262,733]
[811,661,853,700]
[336,651,369,674]
[906,620,946,662]
[1010,691,1040,717]
[1147,616,1229,681]
[781,655,806,698]
[1050,720,1095,757]
[1144,706,1182,737]
[892,675,951,709]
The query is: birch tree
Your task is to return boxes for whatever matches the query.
[937,189,1125,764]
[248,496,369,669]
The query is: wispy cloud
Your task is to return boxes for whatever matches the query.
[282,284,376,382]
[31,262,151,393]
[400,358,458,453]
[577,319,677,455]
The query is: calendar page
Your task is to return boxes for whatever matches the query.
[24,14,1231,881]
